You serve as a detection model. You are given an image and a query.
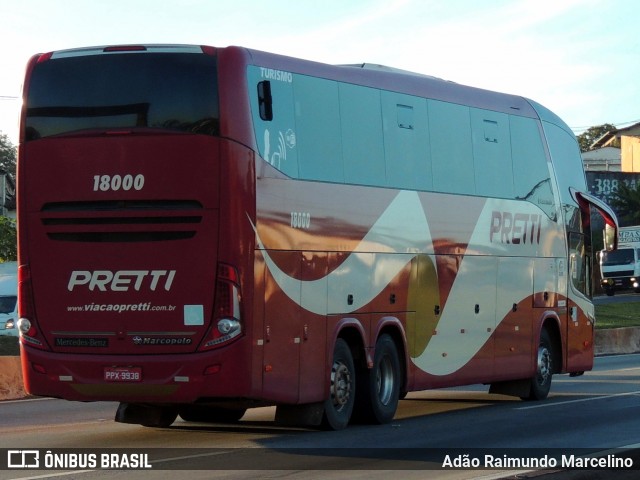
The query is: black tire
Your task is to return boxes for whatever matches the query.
[178,405,246,423]
[141,407,178,428]
[354,334,401,424]
[322,338,356,430]
[526,329,554,401]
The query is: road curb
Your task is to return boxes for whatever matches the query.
[1,328,639,401]
[594,327,640,356]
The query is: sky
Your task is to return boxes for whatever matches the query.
[1,0,639,145]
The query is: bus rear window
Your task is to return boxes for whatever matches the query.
[25,52,219,140]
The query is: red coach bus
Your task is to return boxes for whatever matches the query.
[17,45,617,430]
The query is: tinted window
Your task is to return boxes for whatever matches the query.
[381,91,431,191]
[248,67,560,217]
[471,109,513,198]
[26,53,219,140]
[293,76,343,182]
[247,66,298,178]
[0,295,16,314]
[339,83,386,186]
[510,116,556,219]
[543,121,585,231]
[429,100,474,195]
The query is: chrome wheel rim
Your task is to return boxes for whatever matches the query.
[377,355,394,406]
[536,345,551,387]
[330,362,351,410]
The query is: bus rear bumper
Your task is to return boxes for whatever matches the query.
[20,343,253,403]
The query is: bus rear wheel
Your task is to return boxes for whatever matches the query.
[115,403,178,428]
[354,334,401,424]
[322,338,356,430]
[178,405,246,423]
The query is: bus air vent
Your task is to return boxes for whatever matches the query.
[40,200,203,243]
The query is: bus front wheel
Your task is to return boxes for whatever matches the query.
[525,329,553,401]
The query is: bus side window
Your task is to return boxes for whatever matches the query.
[293,75,343,183]
[470,108,513,199]
[569,232,589,296]
[339,83,385,186]
[381,91,430,191]
[429,100,474,195]
[510,115,556,220]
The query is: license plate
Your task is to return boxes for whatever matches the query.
[104,366,142,382]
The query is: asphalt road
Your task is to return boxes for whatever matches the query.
[593,291,640,304]
[1,354,640,480]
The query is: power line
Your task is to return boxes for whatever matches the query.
[613,118,640,128]
[0,96,20,100]
[572,118,640,133]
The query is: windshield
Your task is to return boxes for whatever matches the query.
[26,52,219,140]
[0,295,17,314]
[601,249,635,266]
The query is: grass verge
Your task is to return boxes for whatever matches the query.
[595,301,640,329]
[0,336,19,356]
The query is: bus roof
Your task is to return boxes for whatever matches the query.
[33,43,570,132]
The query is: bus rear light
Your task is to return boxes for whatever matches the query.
[198,263,243,351]
[17,318,32,335]
[18,265,35,319]
[18,318,44,348]
[217,262,239,284]
[217,318,241,336]
[201,315,242,350]
[17,265,48,350]
[214,263,241,319]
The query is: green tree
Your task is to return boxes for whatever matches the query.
[0,131,16,176]
[0,131,17,261]
[0,216,16,262]
[576,123,617,153]
[609,181,640,226]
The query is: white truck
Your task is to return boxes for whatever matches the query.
[599,226,640,296]
[0,261,17,336]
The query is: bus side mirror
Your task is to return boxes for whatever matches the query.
[571,189,619,252]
